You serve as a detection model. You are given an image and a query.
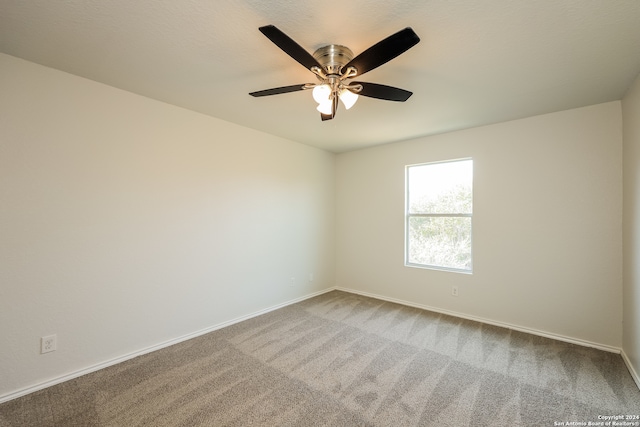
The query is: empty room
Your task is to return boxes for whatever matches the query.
[1,1,640,426]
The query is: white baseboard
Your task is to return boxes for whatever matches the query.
[0,288,336,405]
[336,287,623,354]
[621,349,640,390]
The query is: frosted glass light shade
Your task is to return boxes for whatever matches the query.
[339,89,359,110]
[316,100,333,115]
[312,84,331,104]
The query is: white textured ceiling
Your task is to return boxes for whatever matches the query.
[1,0,640,152]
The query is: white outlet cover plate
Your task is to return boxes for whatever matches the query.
[41,334,57,353]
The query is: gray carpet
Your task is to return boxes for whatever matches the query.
[1,290,639,426]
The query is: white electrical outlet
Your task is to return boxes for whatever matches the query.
[290,277,295,287]
[452,286,459,297]
[309,273,314,282]
[41,334,57,354]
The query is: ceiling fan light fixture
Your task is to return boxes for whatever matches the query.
[316,99,333,115]
[312,84,331,104]
[339,89,358,110]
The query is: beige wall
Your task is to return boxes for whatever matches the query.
[1,50,634,401]
[0,53,335,399]
[336,102,623,348]
[623,72,640,383]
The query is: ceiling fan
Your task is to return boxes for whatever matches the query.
[249,25,420,121]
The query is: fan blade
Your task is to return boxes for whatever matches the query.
[352,82,413,101]
[259,25,323,71]
[344,28,420,77]
[249,84,309,97]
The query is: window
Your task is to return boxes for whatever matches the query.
[405,159,473,273]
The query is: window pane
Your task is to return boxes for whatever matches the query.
[408,216,472,270]
[408,160,472,214]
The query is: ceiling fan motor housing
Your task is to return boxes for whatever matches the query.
[313,45,354,75]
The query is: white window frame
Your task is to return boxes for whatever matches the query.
[405,158,473,274]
